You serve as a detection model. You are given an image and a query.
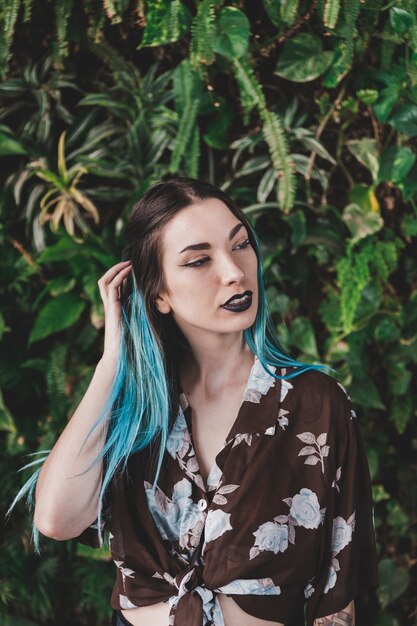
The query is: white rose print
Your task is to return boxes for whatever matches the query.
[204,509,233,543]
[323,512,356,594]
[249,488,325,559]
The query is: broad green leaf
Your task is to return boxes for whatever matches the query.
[386,500,411,534]
[387,361,412,396]
[257,166,277,203]
[82,273,101,303]
[373,86,400,123]
[349,184,380,213]
[342,203,383,243]
[285,209,306,249]
[356,88,379,106]
[378,559,409,609]
[372,484,390,502]
[367,447,379,481]
[213,7,250,59]
[38,236,84,262]
[275,33,333,82]
[28,293,87,344]
[47,276,76,296]
[0,388,16,432]
[265,285,290,314]
[391,393,413,434]
[304,224,345,254]
[356,282,383,319]
[388,104,417,137]
[351,378,386,410]
[288,316,319,359]
[373,316,401,343]
[346,138,379,182]
[262,0,281,27]
[400,213,417,237]
[37,234,115,267]
[0,311,9,339]
[78,94,131,113]
[390,8,413,34]
[378,146,416,183]
[0,133,28,156]
[203,98,234,150]
[234,155,270,178]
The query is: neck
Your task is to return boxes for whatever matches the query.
[180,333,254,395]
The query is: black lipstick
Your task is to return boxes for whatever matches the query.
[222,291,252,313]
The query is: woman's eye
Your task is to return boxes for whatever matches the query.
[184,239,247,267]
[185,258,209,268]
[236,239,251,250]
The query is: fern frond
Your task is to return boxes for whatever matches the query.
[336,238,401,333]
[184,124,200,178]
[232,57,295,211]
[323,0,361,87]
[83,0,106,41]
[336,244,370,333]
[22,0,34,22]
[102,0,123,24]
[138,0,192,49]
[323,0,341,29]
[261,110,296,212]
[280,0,299,25]
[0,0,20,78]
[168,0,181,41]
[169,96,200,172]
[231,56,265,123]
[84,36,135,74]
[55,0,74,59]
[189,0,218,71]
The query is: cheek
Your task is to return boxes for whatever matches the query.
[171,272,209,304]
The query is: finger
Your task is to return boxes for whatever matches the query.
[109,264,132,288]
[98,261,131,287]
[99,263,131,308]
[107,266,132,303]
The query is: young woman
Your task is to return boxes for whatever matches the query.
[13,176,379,626]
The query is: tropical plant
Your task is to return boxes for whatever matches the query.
[1,2,417,625]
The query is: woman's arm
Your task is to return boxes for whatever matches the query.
[33,261,132,541]
[313,600,355,625]
[34,358,116,540]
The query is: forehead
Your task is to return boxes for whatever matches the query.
[161,198,240,246]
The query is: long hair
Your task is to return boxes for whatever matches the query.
[8,175,335,550]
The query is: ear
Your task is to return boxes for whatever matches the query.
[155,294,171,315]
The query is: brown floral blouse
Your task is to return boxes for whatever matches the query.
[77,354,379,626]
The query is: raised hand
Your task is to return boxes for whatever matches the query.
[97,260,132,367]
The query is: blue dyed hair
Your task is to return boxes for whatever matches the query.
[8,175,336,551]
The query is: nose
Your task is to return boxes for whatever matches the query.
[218,251,245,284]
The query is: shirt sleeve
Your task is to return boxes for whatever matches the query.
[74,518,106,548]
[305,389,379,623]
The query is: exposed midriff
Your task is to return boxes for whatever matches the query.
[121,594,285,625]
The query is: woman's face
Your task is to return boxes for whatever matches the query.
[155,198,258,341]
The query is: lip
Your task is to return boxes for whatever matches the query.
[221,290,252,307]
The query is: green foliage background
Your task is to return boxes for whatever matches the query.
[1,1,416,625]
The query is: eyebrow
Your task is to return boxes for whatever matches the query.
[178,223,245,255]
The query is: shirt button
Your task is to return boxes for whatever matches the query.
[198,498,207,511]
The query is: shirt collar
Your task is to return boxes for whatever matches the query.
[176,354,289,439]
